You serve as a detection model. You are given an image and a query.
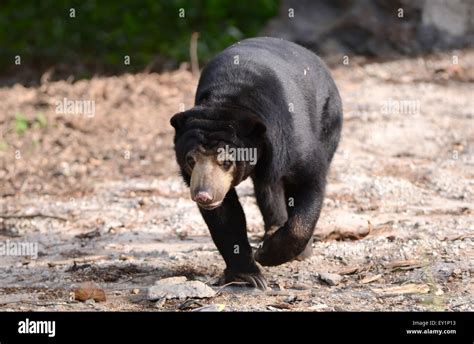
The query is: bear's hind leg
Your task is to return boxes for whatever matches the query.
[255,178,324,266]
[294,239,313,261]
[253,180,288,237]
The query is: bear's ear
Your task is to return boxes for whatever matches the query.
[242,116,266,138]
[170,112,187,131]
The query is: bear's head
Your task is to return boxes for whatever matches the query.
[170,106,266,210]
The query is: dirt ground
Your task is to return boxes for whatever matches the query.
[0,50,472,311]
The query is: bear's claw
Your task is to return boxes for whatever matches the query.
[220,271,268,290]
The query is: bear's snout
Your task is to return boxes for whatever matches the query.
[192,190,213,204]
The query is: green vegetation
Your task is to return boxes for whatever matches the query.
[14,114,29,135]
[32,113,48,129]
[0,141,7,151]
[13,113,48,134]
[1,0,279,73]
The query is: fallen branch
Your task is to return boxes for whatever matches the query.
[0,213,68,221]
[190,32,200,76]
[48,255,109,267]
[384,259,427,271]
[372,283,430,296]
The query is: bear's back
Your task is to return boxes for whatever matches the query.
[196,37,335,118]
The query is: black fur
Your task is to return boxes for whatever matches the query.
[171,37,342,279]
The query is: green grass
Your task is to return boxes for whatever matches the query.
[13,113,48,134]
[0,141,7,151]
[33,113,48,129]
[14,114,29,135]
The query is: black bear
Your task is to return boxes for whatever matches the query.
[171,37,342,289]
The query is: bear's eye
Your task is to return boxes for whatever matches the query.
[186,156,196,169]
[222,160,233,170]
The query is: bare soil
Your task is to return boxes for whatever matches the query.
[0,51,472,311]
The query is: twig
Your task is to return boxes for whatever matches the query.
[214,281,249,295]
[190,32,200,76]
[21,301,73,306]
[48,255,109,267]
[204,275,220,286]
[0,213,68,221]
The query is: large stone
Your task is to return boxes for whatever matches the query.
[146,276,216,300]
[422,0,474,36]
[262,0,474,59]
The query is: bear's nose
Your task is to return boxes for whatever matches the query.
[193,190,213,204]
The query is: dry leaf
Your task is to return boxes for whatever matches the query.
[339,266,361,275]
[339,263,374,275]
[372,283,430,296]
[316,227,370,241]
[73,283,106,302]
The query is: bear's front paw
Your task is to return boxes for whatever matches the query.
[221,270,268,290]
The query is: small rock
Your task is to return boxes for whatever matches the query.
[138,197,151,206]
[84,299,95,306]
[75,228,101,239]
[307,303,329,311]
[319,272,343,286]
[0,224,21,237]
[105,220,124,232]
[155,298,166,308]
[192,304,226,312]
[131,288,140,295]
[146,276,216,300]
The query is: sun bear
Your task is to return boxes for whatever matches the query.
[170,37,342,289]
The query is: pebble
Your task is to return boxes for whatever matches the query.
[319,272,343,286]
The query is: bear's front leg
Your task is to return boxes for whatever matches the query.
[255,181,324,266]
[199,188,267,289]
